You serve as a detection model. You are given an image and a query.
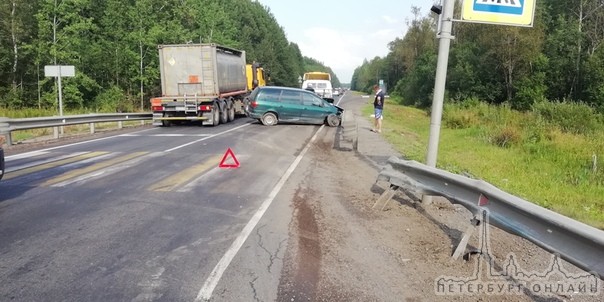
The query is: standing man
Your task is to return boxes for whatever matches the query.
[372,84,385,133]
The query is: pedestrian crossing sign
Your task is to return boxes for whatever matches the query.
[462,0,536,27]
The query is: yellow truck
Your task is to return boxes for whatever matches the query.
[303,72,331,81]
[150,43,267,126]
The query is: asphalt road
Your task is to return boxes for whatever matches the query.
[0,110,337,301]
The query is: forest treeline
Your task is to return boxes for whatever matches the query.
[0,0,341,113]
[351,0,604,112]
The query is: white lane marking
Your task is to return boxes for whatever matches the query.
[6,150,49,160]
[119,134,213,137]
[195,125,326,302]
[164,123,251,153]
[5,127,155,158]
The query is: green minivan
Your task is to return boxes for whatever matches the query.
[246,86,343,126]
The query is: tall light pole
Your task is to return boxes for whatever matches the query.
[423,0,455,204]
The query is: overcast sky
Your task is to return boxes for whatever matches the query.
[256,0,434,83]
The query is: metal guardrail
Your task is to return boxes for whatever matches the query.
[376,156,604,279]
[0,113,152,145]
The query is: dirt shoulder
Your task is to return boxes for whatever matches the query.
[276,94,603,302]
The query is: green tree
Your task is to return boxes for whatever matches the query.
[394,50,437,107]
[0,0,340,112]
[0,0,38,108]
[35,0,100,110]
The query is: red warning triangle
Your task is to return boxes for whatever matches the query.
[219,148,240,168]
[478,193,489,206]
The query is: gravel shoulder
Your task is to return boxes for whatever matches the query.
[276,94,603,302]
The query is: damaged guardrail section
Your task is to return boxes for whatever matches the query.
[376,156,604,280]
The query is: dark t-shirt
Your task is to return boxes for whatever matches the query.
[374,90,385,109]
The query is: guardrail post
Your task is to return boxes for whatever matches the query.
[53,127,59,139]
[372,184,399,211]
[0,117,11,145]
[90,122,95,134]
[451,215,482,261]
[118,121,123,129]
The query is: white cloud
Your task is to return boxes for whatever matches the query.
[297,27,395,82]
[256,0,432,83]
[382,15,399,25]
[298,27,367,82]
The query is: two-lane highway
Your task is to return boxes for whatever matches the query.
[0,115,332,301]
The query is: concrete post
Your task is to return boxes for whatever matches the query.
[423,0,455,205]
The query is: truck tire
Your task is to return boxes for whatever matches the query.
[212,103,220,126]
[219,101,228,124]
[161,113,171,127]
[227,102,235,122]
[261,112,278,126]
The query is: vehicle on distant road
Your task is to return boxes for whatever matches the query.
[246,86,343,127]
[301,72,334,103]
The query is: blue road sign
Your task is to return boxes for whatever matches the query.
[462,0,536,27]
[474,0,523,15]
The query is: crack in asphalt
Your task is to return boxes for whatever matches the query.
[255,224,286,274]
[248,273,260,302]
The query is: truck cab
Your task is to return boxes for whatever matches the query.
[246,63,268,91]
[302,72,333,103]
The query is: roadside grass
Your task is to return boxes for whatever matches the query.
[363,101,604,229]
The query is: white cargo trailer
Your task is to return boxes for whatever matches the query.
[150,43,256,126]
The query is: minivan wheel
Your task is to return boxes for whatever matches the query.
[326,114,340,127]
[261,112,278,126]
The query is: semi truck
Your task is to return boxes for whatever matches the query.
[301,72,334,103]
[150,43,267,126]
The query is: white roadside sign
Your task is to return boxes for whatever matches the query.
[44,65,75,77]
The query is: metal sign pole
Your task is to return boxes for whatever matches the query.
[45,65,74,137]
[423,0,455,204]
[58,68,63,117]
